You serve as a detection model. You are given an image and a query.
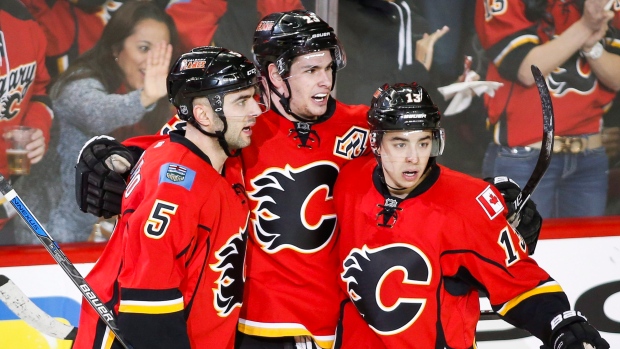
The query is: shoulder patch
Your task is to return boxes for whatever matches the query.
[476,185,504,219]
[334,126,369,159]
[159,163,196,190]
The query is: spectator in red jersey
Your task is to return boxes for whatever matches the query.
[475,0,620,218]
[333,81,609,349]
[0,0,53,245]
[22,0,303,79]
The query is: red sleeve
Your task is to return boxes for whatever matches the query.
[475,0,533,50]
[165,0,227,51]
[20,16,53,147]
[257,0,304,17]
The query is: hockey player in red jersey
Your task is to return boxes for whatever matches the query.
[73,47,269,349]
[73,10,544,349]
[233,11,369,348]
[333,82,609,349]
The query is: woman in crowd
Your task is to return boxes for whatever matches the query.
[43,0,179,243]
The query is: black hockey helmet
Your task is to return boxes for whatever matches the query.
[167,46,269,156]
[368,82,444,157]
[252,10,346,79]
[167,46,265,121]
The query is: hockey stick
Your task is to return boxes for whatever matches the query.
[507,65,555,223]
[480,65,554,322]
[0,175,133,349]
[0,274,77,340]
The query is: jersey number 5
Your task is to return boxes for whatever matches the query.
[144,200,179,239]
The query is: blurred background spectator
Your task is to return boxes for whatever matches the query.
[21,0,303,80]
[476,0,620,218]
[13,0,179,244]
[0,0,53,245]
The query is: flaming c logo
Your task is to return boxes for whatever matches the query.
[248,162,339,253]
[342,243,432,335]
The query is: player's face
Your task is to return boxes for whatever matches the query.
[285,50,333,120]
[221,86,263,149]
[379,130,433,197]
[115,18,170,90]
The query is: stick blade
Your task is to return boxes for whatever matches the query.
[0,275,77,340]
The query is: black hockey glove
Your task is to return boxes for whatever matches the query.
[75,136,134,218]
[485,176,543,254]
[541,311,609,349]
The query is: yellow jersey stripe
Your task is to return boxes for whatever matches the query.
[118,297,184,315]
[498,282,564,316]
[238,320,334,349]
[494,35,540,67]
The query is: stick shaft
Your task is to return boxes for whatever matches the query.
[510,65,555,220]
[0,177,132,349]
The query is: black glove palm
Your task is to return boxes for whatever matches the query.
[485,176,543,254]
[75,136,134,218]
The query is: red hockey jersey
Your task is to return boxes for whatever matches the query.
[0,0,53,230]
[74,132,249,349]
[238,100,370,348]
[475,0,620,146]
[0,0,53,177]
[333,157,570,349]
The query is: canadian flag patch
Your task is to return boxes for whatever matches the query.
[476,186,504,219]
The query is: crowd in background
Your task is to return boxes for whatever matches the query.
[0,0,619,245]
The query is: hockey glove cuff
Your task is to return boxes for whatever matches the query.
[75,136,134,218]
[485,176,542,254]
[541,311,609,349]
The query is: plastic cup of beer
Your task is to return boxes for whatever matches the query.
[3,126,33,175]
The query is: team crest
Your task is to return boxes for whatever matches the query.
[0,47,36,121]
[334,126,369,159]
[342,243,431,335]
[249,162,339,253]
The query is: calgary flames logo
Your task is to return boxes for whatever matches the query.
[547,56,597,97]
[210,220,249,316]
[0,61,36,121]
[342,243,431,335]
[248,162,339,253]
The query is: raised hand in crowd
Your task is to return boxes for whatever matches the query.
[140,40,173,107]
[415,25,450,71]
[581,0,615,48]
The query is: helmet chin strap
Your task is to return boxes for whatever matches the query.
[188,117,240,158]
